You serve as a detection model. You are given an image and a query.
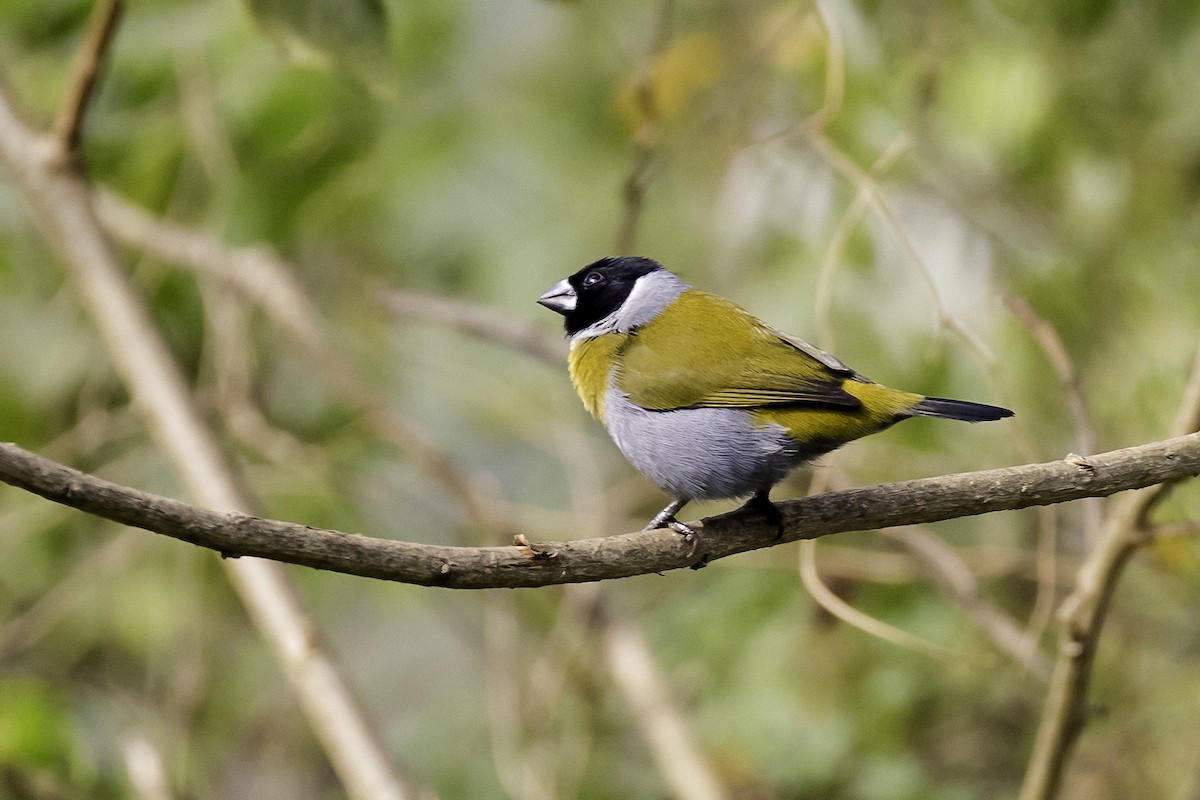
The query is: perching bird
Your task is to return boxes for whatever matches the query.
[538,256,1013,545]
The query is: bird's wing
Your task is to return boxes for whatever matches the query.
[616,290,862,411]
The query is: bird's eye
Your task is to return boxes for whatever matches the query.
[582,271,605,287]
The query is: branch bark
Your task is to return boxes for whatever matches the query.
[1018,348,1200,800]
[2,433,1198,589]
[51,0,123,164]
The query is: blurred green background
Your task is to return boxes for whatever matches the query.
[2,0,1200,798]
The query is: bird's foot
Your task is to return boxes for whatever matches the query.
[742,490,784,540]
[668,519,701,558]
[644,499,701,558]
[643,515,701,556]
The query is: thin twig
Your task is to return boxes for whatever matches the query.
[799,538,975,664]
[1170,348,1200,437]
[2,433,1199,589]
[739,2,845,148]
[812,134,910,349]
[804,0,845,131]
[552,424,728,800]
[883,526,1049,676]
[381,287,564,367]
[1019,346,1200,800]
[614,0,675,255]
[806,130,998,364]
[1003,296,1097,458]
[1005,294,1102,546]
[51,0,124,166]
[808,469,1046,674]
[804,129,1062,666]
[0,531,143,660]
[199,280,331,467]
[599,609,728,800]
[92,190,504,535]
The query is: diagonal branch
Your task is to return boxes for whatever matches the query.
[380,287,565,367]
[2,433,1198,589]
[614,0,674,254]
[0,63,417,800]
[51,0,124,165]
[92,190,507,532]
[1018,347,1200,800]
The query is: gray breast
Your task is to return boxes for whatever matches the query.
[603,387,810,501]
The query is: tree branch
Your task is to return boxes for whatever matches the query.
[93,190,508,532]
[51,0,124,165]
[614,0,674,254]
[0,62,417,800]
[1018,348,1200,800]
[2,433,1198,589]
[380,287,565,367]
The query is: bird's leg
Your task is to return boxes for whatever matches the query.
[645,497,688,530]
[645,497,700,555]
[741,489,784,540]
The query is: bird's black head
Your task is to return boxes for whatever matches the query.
[538,256,664,336]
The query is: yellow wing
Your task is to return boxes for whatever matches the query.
[616,290,864,411]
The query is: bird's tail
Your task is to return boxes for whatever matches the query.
[910,396,1014,423]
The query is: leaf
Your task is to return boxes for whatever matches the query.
[616,32,723,130]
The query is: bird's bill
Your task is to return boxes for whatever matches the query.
[538,279,576,314]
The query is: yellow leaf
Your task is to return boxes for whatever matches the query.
[616,32,723,130]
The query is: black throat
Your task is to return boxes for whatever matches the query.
[561,256,662,336]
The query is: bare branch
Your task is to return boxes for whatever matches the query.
[812,134,910,350]
[553,424,728,799]
[381,287,564,367]
[2,433,1198,589]
[600,609,729,800]
[1004,296,1097,457]
[1019,348,1200,800]
[799,538,973,663]
[93,190,504,533]
[883,526,1049,676]
[1005,295,1102,546]
[614,0,675,254]
[51,0,124,165]
[0,82,418,800]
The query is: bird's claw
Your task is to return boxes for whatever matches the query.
[643,515,703,558]
[666,519,700,556]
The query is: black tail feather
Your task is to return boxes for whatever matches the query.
[910,397,1014,423]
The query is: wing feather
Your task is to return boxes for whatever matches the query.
[617,290,862,411]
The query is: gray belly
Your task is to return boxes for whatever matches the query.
[603,388,810,500]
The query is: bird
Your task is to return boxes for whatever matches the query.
[538,256,1013,549]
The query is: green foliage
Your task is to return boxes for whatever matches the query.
[1,0,1199,798]
[243,0,395,95]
